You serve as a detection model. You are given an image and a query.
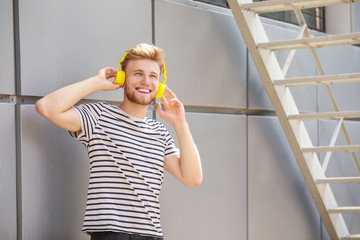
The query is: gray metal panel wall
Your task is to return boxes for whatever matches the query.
[354,3,360,32]
[20,105,90,240]
[18,0,152,101]
[160,112,247,240]
[319,120,360,235]
[0,103,17,240]
[248,116,321,240]
[2,0,359,239]
[248,18,317,112]
[318,45,360,112]
[155,1,247,109]
[0,0,15,95]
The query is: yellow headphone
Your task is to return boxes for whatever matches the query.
[114,51,167,99]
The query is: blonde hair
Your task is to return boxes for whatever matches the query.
[121,43,165,74]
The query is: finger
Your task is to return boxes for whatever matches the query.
[113,81,125,89]
[169,97,180,105]
[105,67,117,79]
[165,86,176,99]
[160,95,168,105]
[156,102,162,113]
[169,98,183,109]
[113,83,122,90]
[156,102,165,118]
[110,68,117,77]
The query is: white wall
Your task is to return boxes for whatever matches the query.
[326,3,360,34]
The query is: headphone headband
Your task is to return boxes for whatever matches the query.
[116,51,128,72]
[117,51,167,82]
[161,59,167,85]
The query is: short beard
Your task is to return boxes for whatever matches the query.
[124,85,155,106]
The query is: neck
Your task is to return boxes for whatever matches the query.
[118,99,149,119]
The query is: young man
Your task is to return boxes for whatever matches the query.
[36,43,203,240]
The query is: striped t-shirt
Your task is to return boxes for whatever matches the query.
[69,102,179,237]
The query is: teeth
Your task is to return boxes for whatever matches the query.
[137,88,150,93]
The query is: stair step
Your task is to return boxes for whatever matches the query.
[303,145,360,153]
[288,111,360,120]
[227,0,359,238]
[316,177,360,184]
[328,207,360,213]
[341,234,360,240]
[273,73,360,87]
[257,33,360,51]
[241,0,360,14]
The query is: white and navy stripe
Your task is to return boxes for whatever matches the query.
[70,102,179,237]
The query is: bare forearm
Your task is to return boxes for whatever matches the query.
[35,77,104,132]
[36,77,102,117]
[36,67,119,131]
[174,121,203,186]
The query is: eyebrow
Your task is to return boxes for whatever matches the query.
[133,69,159,76]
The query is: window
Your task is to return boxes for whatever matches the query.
[195,0,228,7]
[194,0,325,32]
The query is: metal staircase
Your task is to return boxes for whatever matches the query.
[226,0,360,239]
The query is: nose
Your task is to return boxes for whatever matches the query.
[140,75,150,85]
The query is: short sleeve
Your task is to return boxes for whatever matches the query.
[163,129,180,159]
[69,102,103,146]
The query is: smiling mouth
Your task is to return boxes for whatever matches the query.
[136,88,151,94]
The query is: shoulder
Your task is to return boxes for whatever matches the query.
[74,101,113,113]
[144,118,168,131]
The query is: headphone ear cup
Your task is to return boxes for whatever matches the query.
[156,82,165,99]
[114,71,126,85]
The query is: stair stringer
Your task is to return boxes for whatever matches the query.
[227,0,349,238]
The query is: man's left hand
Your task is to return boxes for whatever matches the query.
[156,87,186,126]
